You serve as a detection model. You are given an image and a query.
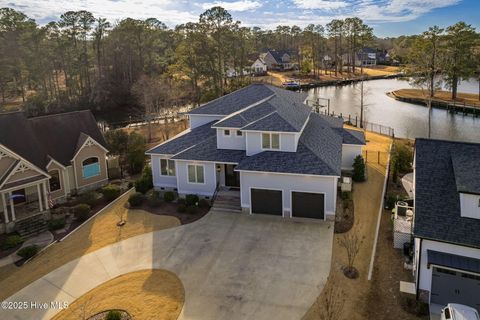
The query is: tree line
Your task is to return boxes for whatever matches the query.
[0,7,376,118]
[0,6,478,121]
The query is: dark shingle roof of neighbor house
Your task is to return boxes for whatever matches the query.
[146,121,216,155]
[0,110,106,169]
[236,113,342,176]
[172,136,247,163]
[29,111,108,166]
[267,49,290,64]
[414,138,480,248]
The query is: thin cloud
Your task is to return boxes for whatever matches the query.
[292,0,348,10]
[200,0,262,11]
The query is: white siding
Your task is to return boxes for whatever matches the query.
[151,155,177,189]
[240,171,338,217]
[341,144,363,170]
[189,114,224,129]
[176,161,216,197]
[460,193,480,219]
[245,132,297,156]
[415,238,480,301]
[216,128,246,150]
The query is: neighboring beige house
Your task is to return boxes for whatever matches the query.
[0,110,109,233]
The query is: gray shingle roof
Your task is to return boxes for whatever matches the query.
[0,110,107,169]
[414,138,480,248]
[212,101,276,129]
[190,84,310,133]
[188,84,274,116]
[236,113,342,176]
[335,128,366,145]
[172,136,247,163]
[146,121,216,155]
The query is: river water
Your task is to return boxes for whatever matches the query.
[306,78,480,142]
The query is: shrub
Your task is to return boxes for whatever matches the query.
[127,181,134,189]
[341,191,352,200]
[385,193,397,210]
[74,204,91,222]
[148,191,162,207]
[17,245,39,259]
[101,184,121,201]
[1,235,24,250]
[134,178,150,194]
[48,218,66,231]
[128,192,144,207]
[198,198,210,209]
[186,206,198,215]
[177,198,185,205]
[164,191,175,203]
[79,191,97,207]
[105,310,122,320]
[185,194,199,207]
[352,155,366,182]
[177,204,187,213]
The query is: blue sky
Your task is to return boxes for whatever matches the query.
[1,0,479,37]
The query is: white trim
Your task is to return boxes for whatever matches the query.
[0,159,50,189]
[63,166,71,197]
[290,190,327,221]
[72,159,79,190]
[241,129,300,134]
[46,157,66,170]
[81,156,101,179]
[187,113,227,117]
[261,132,281,151]
[9,191,15,221]
[72,136,108,160]
[249,186,284,217]
[47,168,62,193]
[37,183,43,211]
[175,159,239,165]
[42,182,48,210]
[0,144,49,178]
[187,164,206,185]
[430,264,480,278]
[2,193,9,223]
[159,158,176,177]
[0,177,49,193]
[234,168,340,179]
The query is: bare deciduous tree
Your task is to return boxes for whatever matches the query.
[338,229,361,278]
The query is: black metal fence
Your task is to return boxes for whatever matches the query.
[316,109,395,137]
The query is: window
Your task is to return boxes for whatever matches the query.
[49,170,61,191]
[160,159,176,176]
[188,165,204,184]
[236,130,242,136]
[224,129,230,136]
[262,133,280,150]
[82,157,100,178]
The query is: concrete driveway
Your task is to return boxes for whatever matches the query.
[4,211,333,320]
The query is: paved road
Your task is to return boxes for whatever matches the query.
[4,211,333,320]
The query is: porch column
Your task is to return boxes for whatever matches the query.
[9,191,15,221]
[1,193,8,223]
[43,182,49,210]
[37,183,43,212]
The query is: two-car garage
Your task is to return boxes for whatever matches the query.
[250,188,325,219]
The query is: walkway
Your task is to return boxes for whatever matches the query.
[4,211,333,320]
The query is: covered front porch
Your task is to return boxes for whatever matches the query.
[0,178,50,233]
[215,163,240,189]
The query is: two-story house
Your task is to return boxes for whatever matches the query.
[146,84,365,220]
[259,50,294,71]
[412,139,480,312]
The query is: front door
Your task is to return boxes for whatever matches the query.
[225,164,240,188]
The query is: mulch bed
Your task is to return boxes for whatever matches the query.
[334,194,355,234]
[0,233,23,259]
[88,310,132,320]
[139,202,209,225]
[51,197,111,241]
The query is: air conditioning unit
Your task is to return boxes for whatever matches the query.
[341,177,352,192]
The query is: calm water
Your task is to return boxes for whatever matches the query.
[307,78,480,142]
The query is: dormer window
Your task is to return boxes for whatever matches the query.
[224,129,230,136]
[262,133,280,150]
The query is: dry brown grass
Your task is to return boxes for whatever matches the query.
[393,88,480,106]
[361,66,402,76]
[0,191,181,300]
[124,120,189,149]
[303,131,393,320]
[52,269,184,320]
